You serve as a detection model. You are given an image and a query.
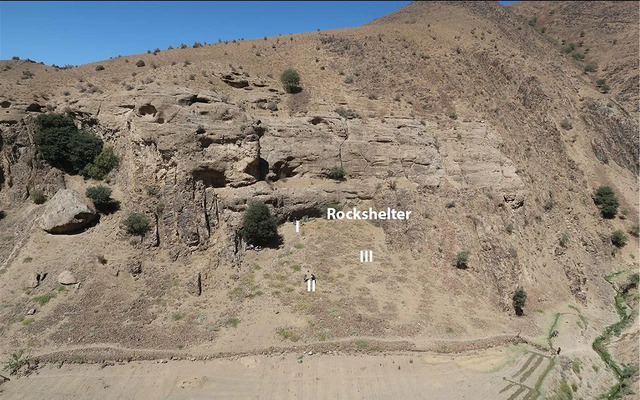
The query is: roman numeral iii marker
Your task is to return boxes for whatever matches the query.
[360,250,373,263]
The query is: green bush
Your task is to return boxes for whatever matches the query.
[559,232,569,247]
[335,107,358,119]
[136,59,145,67]
[630,225,640,237]
[583,62,597,73]
[240,202,278,246]
[81,147,119,180]
[95,65,105,71]
[123,212,151,236]
[3,349,29,375]
[35,114,103,174]
[29,188,46,204]
[86,185,112,207]
[571,52,585,61]
[329,166,346,180]
[455,251,469,269]
[611,230,628,247]
[593,186,619,219]
[280,69,300,93]
[513,287,527,316]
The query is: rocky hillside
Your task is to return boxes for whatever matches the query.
[510,1,640,116]
[0,1,637,398]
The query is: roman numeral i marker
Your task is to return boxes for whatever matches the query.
[360,250,373,263]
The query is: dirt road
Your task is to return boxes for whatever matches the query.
[1,345,561,400]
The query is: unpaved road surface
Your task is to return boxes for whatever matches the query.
[0,345,558,400]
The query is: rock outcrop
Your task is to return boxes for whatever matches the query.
[39,189,98,234]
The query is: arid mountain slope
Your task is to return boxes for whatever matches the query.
[511,1,640,115]
[0,1,638,398]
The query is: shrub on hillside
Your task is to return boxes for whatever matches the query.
[29,188,46,204]
[329,166,346,181]
[3,349,30,375]
[560,119,572,130]
[280,69,300,93]
[123,212,151,236]
[35,114,103,174]
[86,185,112,207]
[81,147,119,180]
[455,251,469,269]
[95,65,105,71]
[513,287,527,316]
[136,60,145,67]
[571,52,585,61]
[240,202,278,246]
[611,230,628,247]
[583,62,597,73]
[630,225,640,237]
[593,186,619,219]
[335,107,358,119]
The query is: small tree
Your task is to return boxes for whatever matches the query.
[455,251,469,269]
[29,188,46,204]
[123,212,150,236]
[81,147,119,180]
[280,69,300,93]
[329,166,346,181]
[86,185,112,208]
[611,230,628,247]
[240,202,278,246]
[593,186,619,219]
[513,287,527,316]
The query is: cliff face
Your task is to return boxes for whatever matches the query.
[0,3,637,391]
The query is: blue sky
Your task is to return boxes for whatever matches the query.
[0,1,517,66]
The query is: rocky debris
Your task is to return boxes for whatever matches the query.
[26,308,36,315]
[38,189,98,234]
[221,73,249,88]
[25,103,44,112]
[128,261,142,276]
[187,272,202,296]
[57,270,78,285]
[0,113,20,124]
[25,273,42,288]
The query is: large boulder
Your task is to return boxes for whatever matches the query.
[57,270,78,285]
[39,189,98,234]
